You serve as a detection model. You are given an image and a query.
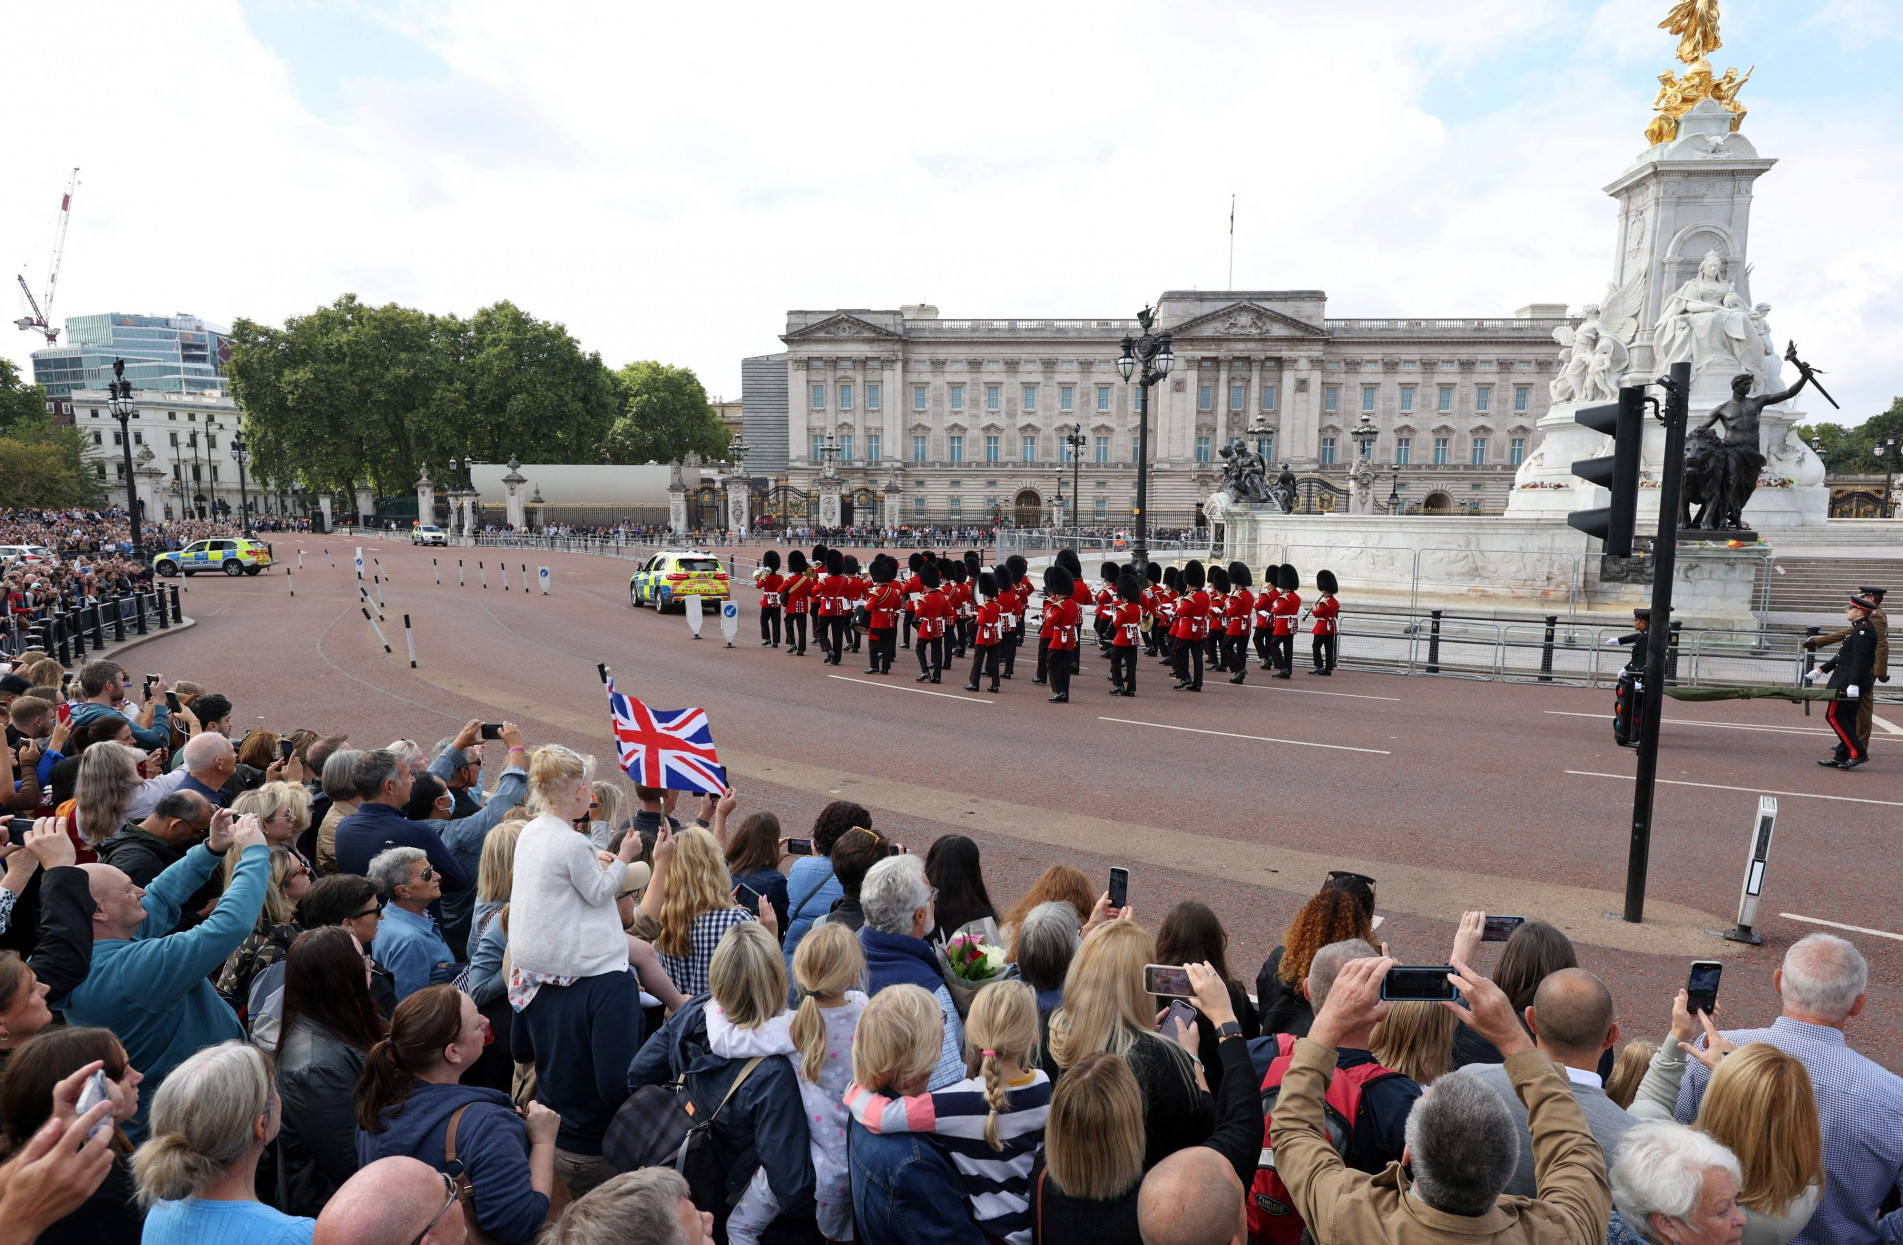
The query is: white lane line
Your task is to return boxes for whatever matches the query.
[1100,717,1391,754]
[1565,770,1903,808]
[1875,714,1902,735]
[1244,683,1402,702]
[827,674,991,704]
[1778,913,1903,942]
[1545,710,1834,738]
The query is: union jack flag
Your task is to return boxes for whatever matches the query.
[606,678,729,795]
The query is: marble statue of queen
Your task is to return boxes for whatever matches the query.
[1652,250,1760,377]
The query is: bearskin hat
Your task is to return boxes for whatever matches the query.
[907,551,924,573]
[1208,564,1231,594]
[1316,568,1338,595]
[1101,561,1120,582]
[948,560,968,584]
[978,570,999,598]
[920,561,942,590]
[964,550,982,573]
[762,549,781,572]
[1229,561,1252,590]
[812,545,828,565]
[824,549,844,576]
[787,550,808,574]
[1163,566,1181,592]
[870,557,896,585]
[1048,564,1075,598]
[1056,548,1083,578]
[1278,563,1300,592]
[1262,563,1281,590]
[1184,560,1206,590]
[1146,561,1163,585]
[1117,571,1142,604]
[937,558,957,582]
[1006,553,1028,578]
[843,555,860,576]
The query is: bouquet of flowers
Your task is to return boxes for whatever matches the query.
[941,932,1007,986]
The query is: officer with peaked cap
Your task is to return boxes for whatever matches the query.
[1806,584,1888,755]
[1809,595,1881,769]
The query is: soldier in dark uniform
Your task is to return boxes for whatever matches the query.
[963,569,1005,694]
[1812,595,1881,769]
[1205,563,1232,674]
[1612,607,1651,748]
[913,561,950,683]
[818,549,849,665]
[1223,561,1254,684]
[1805,585,1888,758]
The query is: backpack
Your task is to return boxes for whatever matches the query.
[1248,1033,1404,1245]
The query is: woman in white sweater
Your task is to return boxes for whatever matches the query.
[504,745,646,1196]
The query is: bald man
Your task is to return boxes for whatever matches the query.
[178,730,236,807]
[316,1157,467,1245]
[1137,1146,1247,1245]
[1453,967,1635,1197]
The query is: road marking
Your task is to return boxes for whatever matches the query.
[1100,717,1390,754]
[1876,714,1902,735]
[1245,683,1402,702]
[1545,710,1900,745]
[827,674,991,704]
[1778,913,1903,942]
[1565,770,1903,808]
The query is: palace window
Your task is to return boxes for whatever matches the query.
[866,383,880,410]
[1433,437,1449,465]
[1362,386,1376,412]
[1400,386,1414,412]
[1395,437,1411,464]
[985,384,1000,411]
[1259,435,1274,462]
[1509,437,1525,465]
[1198,384,1212,411]
[949,384,964,411]
[1261,383,1276,410]
[1358,435,1373,460]
[1514,386,1529,413]
[867,434,881,462]
[1022,385,1036,411]
[1324,386,1339,413]
[1437,386,1452,413]
[1230,383,1245,411]
[949,435,964,463]
[1320,437,1336,465]
[811,384,824,410]
[1022,435,1037,462]
[1471,437,1487,465]
[840,434,853,460]
[1060,385,1074,411]
[914,496,926,517]
[913,435,927,463]
[913,384,927,411]
[985,435,1000,463]
[812,434,825,461]
[1476,387,1490,413]
[1196,436,1211,463]
[1061,438,1074,463]
[839,383,852,410]
[1097,384,1111,411]
[1095,435,1109,463]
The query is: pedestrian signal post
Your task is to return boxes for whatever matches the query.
[1722,796,1777,946]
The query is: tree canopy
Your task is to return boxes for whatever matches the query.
[0,359,101,509]
[224,295,619,497]
[604,360,729,465]
[1797,397,1903,473]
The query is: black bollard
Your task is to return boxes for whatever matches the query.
[112,597,126,643]
[70,610,87,660]
[1801,624,1820,716]
[1426,608,1442,674]
[133,592,148,636]
[1665,619,1683,686]
[55,615,72,665]
[1539,614,1557,683]
[89,603,106,647]
[170,585,183,624]
[155,591,170,629]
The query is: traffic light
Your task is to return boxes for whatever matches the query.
[1566,384,1645,557]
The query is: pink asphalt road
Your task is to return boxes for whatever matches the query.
[147,535,1903,1068]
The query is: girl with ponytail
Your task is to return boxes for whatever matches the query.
[788,922,867,1241]
[844,978,1051,1245]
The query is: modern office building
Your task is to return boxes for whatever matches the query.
[30,312,231,399]
[754,292,1575,527]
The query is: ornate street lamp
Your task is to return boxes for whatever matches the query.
[1874,436,1897,519]
[1062,431,1087,537]
[1388,468,1403,514]
[1248,416,1272,464]
[1116,307,1174,573]
[1350,411,1378,463]
[230,432,254,535]
[107,359,145,558]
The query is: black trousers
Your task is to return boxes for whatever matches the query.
[1111,646,1136,693]
[1205,629,1223,670]
[788,612,807,654]
[1826,695,1865,762]
[902,612,913,648]
[847,618,861,652]
[869,628,895,672]
[760,606,781,645]
[916,636,943,679]
[1254,628,1272,664]
[1172,637,1203,688]
[1271,632,1293,673]
[968,644,999,688]
[1312,632,1337,673]
[1223,633,1249,676]
[1049,650,1072,697]
[1034,637,1051,682]
[1003,628,1021,675]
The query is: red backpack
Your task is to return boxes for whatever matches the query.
[1248,1033,1404,1244]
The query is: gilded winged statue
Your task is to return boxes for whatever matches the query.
[1660,0,1721,65]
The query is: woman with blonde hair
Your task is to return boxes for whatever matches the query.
[505,744,644,1196]
[70,739,144,847]
[1605,1038,1657,1110]
[1031,1052,1146,1243]
[627,921,816,1243]
[471,819,522,958]
[131,1040,315,1242]
[1368,1000,1459,1086]
[216,846,310,1012]
[786,921,867,1240]
[231,780,313,865]
[585,780,622,849]
[845,983,979,1244]
[1626,990,1824,1244]
[642,825,765,996]
[1047,920,1212,1170]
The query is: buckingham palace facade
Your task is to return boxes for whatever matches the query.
[742,290,1576,529]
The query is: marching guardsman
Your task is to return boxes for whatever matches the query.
[1809,594,1881,769]
[1254,563,1281,669]
[1805,584,1888,758]
[1309,568,1340,676]
[864,555,904,675]
[1611,607,1651,748]
[962,550,984,654]
[1054,549,1092,677]
[1205,564,1230,672]
[817,549,848,665]
[1000,558,1026,679]
[1171,560,1209,692]
[1156,566,1182,665]
[1270,564,1301,678]
[913,560,950,683]
[963,569,1005,694]
[783,550,812,656]
[1095,561,1121,653]
[1140,561,1163,656]
[843,554,867,655]
[1033,563,1057,686]
[946,560,973,660]
[1109,570,1143,697]
[1044,562,1081,702]
[901,552,925,649]
[1224,562,1254,684]
[756,549,785,647]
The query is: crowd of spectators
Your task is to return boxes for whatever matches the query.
[0,635,1898,1245]
[0,508,271,626]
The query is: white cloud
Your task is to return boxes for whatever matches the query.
[2,0,1896,422]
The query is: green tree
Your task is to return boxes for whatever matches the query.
[604,361,728,464]
[0,358,51,438]
[465,301,618,465]
[0,360,102,507]
[1795,397,1903,473]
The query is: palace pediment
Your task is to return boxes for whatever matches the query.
[782,313,903,342]
[1167,301,1327,340]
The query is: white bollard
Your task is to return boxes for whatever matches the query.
[433,559,440,586]
[355,548,364,580]
[298,550,304,570]
[480,561,487,589]
[361,606,392,653]
[502,563,509,591]
[375,575,384,608]
[458,559,464,587]
[403,613,417,668]
[538,567,550,595]
[287,567,295,597]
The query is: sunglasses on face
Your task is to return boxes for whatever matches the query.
[351,904,385,920]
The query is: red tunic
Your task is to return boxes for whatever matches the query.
[1112,601,1143,647]
[1272,590,1302,636]
[1225,588,1254,636]
[915,589,951,639]
[975,598,1003,646]
[1170,589,1210,641]
[1254,587,1279,631]
[1311,594,1340,636]
[818,573,851,617]
[901,574,923,616]
[867,584,903,630]
[784,571,813,612]
[1046,597,1081,651]
[756,571,785,611]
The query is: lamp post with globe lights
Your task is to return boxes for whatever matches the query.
[107,359,145,559]
[1061,430,1087,538]
[230,432,254,536]
[1874,436,1897,519]
[1116,307,1174,573]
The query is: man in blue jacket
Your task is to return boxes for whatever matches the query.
[416,719,529,956]
[57,808,270,1140]
[66,659,170,750]
[334,748,469,890]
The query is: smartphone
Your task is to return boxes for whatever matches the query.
[279,739,295,761]
[164,691,179,713]
[1108,866,1129,910]
[1382,966,1458,1002]
[1161,999,1198,1043]
[1482,915,1525,943]
[73,1068,112,1141]
[143,674,159,698]
[734,883,762,912]
[7,816,34,837]
[1686,961,1723,1017]
[597,662,609,684]
[1144,964,1194,998]
[479,724,504,741]
[884,843,904,857]
[784,838,814,856]
[56,701,71,726]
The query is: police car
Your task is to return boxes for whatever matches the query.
[629,551,729,611]
[411,524,448,546]
[152,538,275,577]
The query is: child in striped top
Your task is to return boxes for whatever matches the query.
[844,979,1050,1245]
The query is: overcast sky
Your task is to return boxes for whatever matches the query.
[3,0,1898,422]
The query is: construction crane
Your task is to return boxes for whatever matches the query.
[14,167,79,346]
